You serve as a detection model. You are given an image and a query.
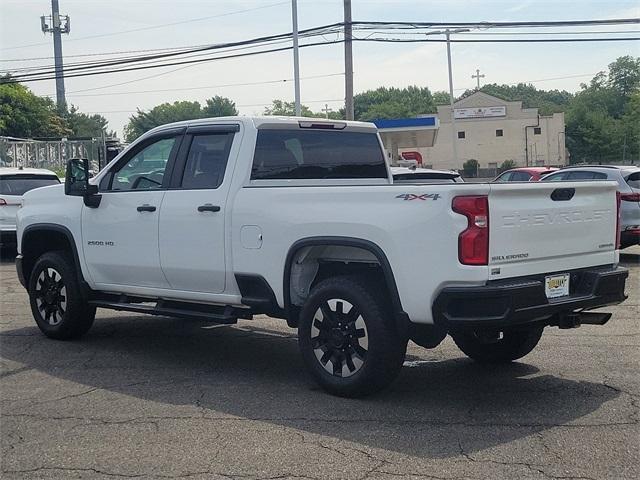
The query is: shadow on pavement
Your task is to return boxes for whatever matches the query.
[619,251,639,264]
[0,315,619,459]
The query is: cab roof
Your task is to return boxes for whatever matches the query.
[148,116,377,135]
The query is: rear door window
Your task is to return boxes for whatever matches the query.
[510,171,533,181]
[625,171,640,189]
[0,175,60,195]
[541,172,568,182]
[566,171,608,181]
[180,133,234,189]
[251,129,387,180]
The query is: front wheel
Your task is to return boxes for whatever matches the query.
[451,327,544,363]
[28,251,96,340]
[298,276,407,397]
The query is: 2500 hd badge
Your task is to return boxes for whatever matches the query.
[87,240,114,247]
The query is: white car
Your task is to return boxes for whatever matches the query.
[540,165,640,249]
[16,117,628,397]
[0,167,60,247]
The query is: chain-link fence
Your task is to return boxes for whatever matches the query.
[0,137,107,173]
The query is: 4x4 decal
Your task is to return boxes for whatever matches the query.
[395,193,441,201]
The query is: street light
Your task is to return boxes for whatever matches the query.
[428,28,471,170]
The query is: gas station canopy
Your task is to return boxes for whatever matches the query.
[373,116,440,149]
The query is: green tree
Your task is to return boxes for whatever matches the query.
[202,96,238,117]
[0,78,70,138]
[263,99,319,117]
[354,86,436,121]
[462,159,479,177]
[432,90,451,105]
[499,159,517,172]
[565,56,640,163]
[620,91,640,162]
[460,83,573,115]
[64,105,109,138]
[123,95,238,142]
[123,100,203,142]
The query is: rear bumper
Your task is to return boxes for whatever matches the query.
[432,265,628,330]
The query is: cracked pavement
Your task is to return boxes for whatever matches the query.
[1,247,638,479]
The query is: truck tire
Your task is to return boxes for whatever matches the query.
[451,327,543,363]
[28,251,96,340]
[298,275,407,397]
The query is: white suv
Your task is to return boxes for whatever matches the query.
[540,166,640,249]
[0,168,60,247]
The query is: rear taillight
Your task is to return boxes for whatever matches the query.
[0,198,6,206]
[452,195,489,265]
[620,192,640,202]
[616,191,621,249]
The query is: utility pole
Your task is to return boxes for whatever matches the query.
[442,28,470,170]
[472,68,485,90]
[322,104,332,118]
[41,0,70,112]
[343,0,354,120]
[291,0,301,116]
[446,30,458,170]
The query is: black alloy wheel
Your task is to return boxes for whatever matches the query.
[310,298,369,378]
[28,251,96,340]
[33,267,67,326]
[298,275,406,397]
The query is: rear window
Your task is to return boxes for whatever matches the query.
[251,129,387,180]
[625,171,640,189]
[0,175,60,195]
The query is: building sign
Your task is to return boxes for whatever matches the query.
[454,106,506,119]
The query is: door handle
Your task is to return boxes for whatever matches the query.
[137,204,156,212]
[197,204,221,213]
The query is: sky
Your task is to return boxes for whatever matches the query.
[1,0,639,138]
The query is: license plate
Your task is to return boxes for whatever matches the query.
[545,273,570,299]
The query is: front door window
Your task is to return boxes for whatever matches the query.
[110,137,177,191]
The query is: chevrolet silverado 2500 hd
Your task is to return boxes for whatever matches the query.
[15,116,628,397]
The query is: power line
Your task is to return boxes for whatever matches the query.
[2,39,344,84]
[1,23,344,79]
[350,18,640,29]
[3,19,638,85]
[0,2,291,51]
[49,73,345,98]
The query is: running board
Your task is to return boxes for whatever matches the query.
[89,295,252,324]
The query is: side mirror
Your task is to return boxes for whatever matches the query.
[65,158,101,207]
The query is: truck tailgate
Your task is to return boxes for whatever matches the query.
[488,181,619,279]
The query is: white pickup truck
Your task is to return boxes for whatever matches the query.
[16,116,628,397]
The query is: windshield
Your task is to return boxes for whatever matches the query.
[0,175,60,195]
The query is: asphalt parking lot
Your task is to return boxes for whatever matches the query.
[1,247,638,480]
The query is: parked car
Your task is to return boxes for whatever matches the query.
[391,166,463,183]
[15,117,628,397]
[0,167,60,247]
[540,165,640,249]
[493,166,559,182]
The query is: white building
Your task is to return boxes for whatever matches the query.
[404,91,566,172]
